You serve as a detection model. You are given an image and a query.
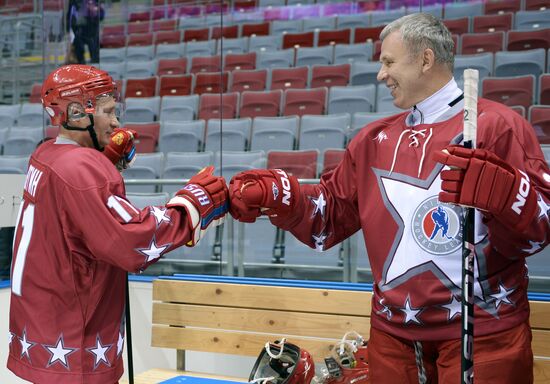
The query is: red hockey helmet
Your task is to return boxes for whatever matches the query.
[249,339,315,384]
[41,64,117,126]
[323,332,369,384]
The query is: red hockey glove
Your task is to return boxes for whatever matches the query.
[103,128,138,171]
[166,166,229,245]
[229,169,300,223]
[434,146,538,233]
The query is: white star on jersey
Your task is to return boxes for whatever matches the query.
[312,232,327,251]
[380,174,483,299]
[86,335,112,369]
[440,295,461,321]
[310,193,326,218]
[44,335,77,369]
[490,284,515,310]
[8,331,13,346]
[19,328,36,361]
[150,206,171,227]
[137,236,170,262]
[523,239,545,254]
[117,332,124,357]
[400,297,422,324]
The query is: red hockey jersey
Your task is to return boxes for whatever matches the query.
[8,140,194,383]
[277,98,550,341]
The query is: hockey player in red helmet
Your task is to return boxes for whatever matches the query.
[42,64,136,169]
[8,64,229,384]
[249,339,315,384]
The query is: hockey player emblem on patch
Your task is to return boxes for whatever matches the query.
[412,196,462,255]
[272,181,279,200]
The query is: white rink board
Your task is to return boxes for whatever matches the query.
[0,174,25,228]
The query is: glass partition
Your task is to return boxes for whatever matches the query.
[0,0,549,293]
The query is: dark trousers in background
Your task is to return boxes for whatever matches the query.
[0,226,14,279]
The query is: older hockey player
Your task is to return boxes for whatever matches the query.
[229,13,550,384]
[7,64,228,384]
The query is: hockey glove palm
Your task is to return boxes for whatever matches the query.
[434,146,538,232]
[103,128,138,171]
[166,166,229,245]
[229,169,300,223]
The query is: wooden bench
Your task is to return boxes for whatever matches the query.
[151,275,550,383]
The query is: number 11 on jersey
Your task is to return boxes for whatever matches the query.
[12,202,35,297]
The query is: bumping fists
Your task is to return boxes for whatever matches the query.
[229,169,301,223]
[167,166,229,246]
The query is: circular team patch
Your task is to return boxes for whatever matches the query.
[412,196,463,255]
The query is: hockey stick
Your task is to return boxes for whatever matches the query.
[126,273,135,384]
[461,68,478,384]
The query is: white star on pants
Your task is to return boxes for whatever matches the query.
[86,335,111,369]
[45,335,77,369]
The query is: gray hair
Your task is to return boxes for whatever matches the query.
[380,13,454,72]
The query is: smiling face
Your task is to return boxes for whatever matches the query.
[93,96,120,148]
[377,31,430,110]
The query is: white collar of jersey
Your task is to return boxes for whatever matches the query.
[406,78,463,127]
[55,136,80,146]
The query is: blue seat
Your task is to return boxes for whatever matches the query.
[4,127,44,156]
[159,120,206,154]
[376,84,403,113]
[155,42,186,59]
[162,151,214,195]
[250,116,299,151]
[98,62,125,80]
[328,85,376,115]
[0,105,20,129]
[256,49,295,69]
[333,42,373,64]
[303,16,337,32]
[370,9,406,26]
[272,19,303,35]
[99,47,126,63]
[407,4,443,19]
[185,40,217,58]
[494,48,545,79]
[350,61,380,86]
[0,155,29,174]
[248,35,282,52]
[295,46,333,67]
[160,95,200,122]
[444,2,483,19]
[299,113,350,156]
[124,96,161,123]
[217,37,248,55]
[125,59,158,79]
[123,152,164,193]
[515,10,550,30]
[453,52,493,86]
[126,45,155,61]
[17,103,45,128]
[214,150,266,181]
[204,118,252,152]
[337,14,370,29]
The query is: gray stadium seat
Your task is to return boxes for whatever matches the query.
[125,59,158,79]
[160,95,199,122]
[124,96,161,123]
[303,16,337,32]
[299,113,350,156]
[126,45,155,62]
[494,48,545,79]
[328,84,376,115]
[376,84,403,113]
[0,155,29,174]
[155,43,186,60]
[204,118,252,152]
[185,40,216,58]
[99,47,126,63]
[214,150,266,181]
[337,14,370,30]
[350,111,394,140]
[126,192,170,209]
[370,9,406,26]
[17,103,45,128]
[250,116,299,151]
[162,151,214,195]
[350,61,381,86]
[444,2,483,20]
[334,42,373,64]
[217,37,248,55]
[248,35,282,52]
[295,46,333,67]
[159,120,206,154]
[256,49,295,69]
[272,20,303,35]
[123,152,164,193]
[515,10,550,30]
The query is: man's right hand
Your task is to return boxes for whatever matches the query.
[229,169,300,223]
[166,166,229,246]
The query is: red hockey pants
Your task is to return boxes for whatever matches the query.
[368,321,533,384]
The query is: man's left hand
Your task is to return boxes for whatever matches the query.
[103,128,138,171]
[434,145,538,232]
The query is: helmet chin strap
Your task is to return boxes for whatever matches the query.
[62,113,103,151]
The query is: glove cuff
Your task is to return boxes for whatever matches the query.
[167,195,201,245]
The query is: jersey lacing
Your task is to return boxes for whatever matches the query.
[389,127,434,178]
